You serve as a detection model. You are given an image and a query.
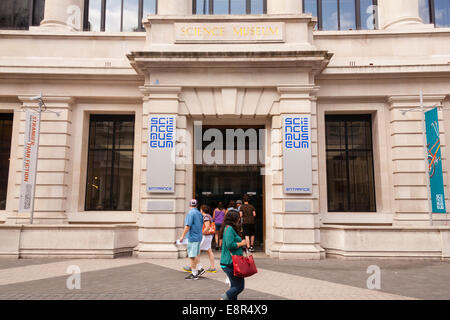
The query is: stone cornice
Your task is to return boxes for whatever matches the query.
[128,50,333,75]
[143,14,317,25]
[387,95,446,109]
[18,95,74,106]
[278,85,320,94]
[139,85,182,101]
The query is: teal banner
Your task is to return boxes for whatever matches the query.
[425,108,446,213]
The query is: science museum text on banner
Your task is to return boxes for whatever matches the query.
[283,115,312,194]
[147,115,176,194]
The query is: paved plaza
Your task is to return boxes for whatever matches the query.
[0,254,449,300]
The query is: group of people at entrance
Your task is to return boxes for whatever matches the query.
[178,195,257,300]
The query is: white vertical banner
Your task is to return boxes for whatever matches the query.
[147,115,177,193]
[283,114,312,194]
[19,110,40,213]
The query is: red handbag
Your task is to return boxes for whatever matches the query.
[231,249,258,278]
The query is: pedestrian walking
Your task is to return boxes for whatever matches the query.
[200,205,217,273]
[179,199,205,280]
[184,205,217,274]
[226,200,237,216]
[219,209,247,300]
[213,202,226,250]
[239,195,256,252]
[236,200,242,212]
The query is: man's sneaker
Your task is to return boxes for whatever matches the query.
[183,266,192,273]
[185,274,199,280]
[197,268,206,277]
[249,246,255,253]
[206,268,217,273]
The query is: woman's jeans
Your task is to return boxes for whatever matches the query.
[222,266,245,300]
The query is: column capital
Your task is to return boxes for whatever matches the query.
[18,95,74,109]
[277,85,320,99]
[141,86,182,114]
[140,86,182,101]
[388,95,446,109]
[276,85,319,114]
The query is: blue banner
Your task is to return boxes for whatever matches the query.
[425,108,446,213]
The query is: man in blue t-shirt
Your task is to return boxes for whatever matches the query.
[179,199,205,280]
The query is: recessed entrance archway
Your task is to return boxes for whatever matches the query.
[194,125,266,250]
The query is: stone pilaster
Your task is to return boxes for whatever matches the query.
[157,0,192,15]
[9,96,74,225]
[267,0,302,15]
[136,86,185,259]
[39,0,84,31]
[269,86,323,259]
[389,95,447,226]
[378,0,431,30]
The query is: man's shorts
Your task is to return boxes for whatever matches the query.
[242,224,255,237]
[187,241,201,258]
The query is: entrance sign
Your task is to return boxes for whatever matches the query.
[147,115,176,193]
[19,110,40,213]
[283,115,312,194]
[175,22,284,43]
[425,108,446,213]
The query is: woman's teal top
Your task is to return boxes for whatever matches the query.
[220,226,243,267]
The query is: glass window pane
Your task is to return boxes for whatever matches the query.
[214,0,229,14]
[250,0,264,14]
[105,0,122,32]
[349,151,376,212]
[90,120,113,149]
[112,151,134,210]
[231,0,246,14]
[115,120,135,150]
[340,0,356,30]
[0,114,13,210]
[326,150,349,212]
[326,120,345,150]
[419,0,431,23]
[32,0,45,26]
[304,0,318,16]
[86,150,113,210]
[195,0,210,14]
[13,0,29,29]
[326,115,376,213]
[143,0,157,15]
[0,1,14,29]
[88,0,102,31]
[123,0,139,32]
[322,0,338,30]
[86,115,135,211]
[348,120,372,150]
[360,0,376,30]
[435,0,450,27]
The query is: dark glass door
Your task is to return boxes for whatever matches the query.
[195,165,264,249]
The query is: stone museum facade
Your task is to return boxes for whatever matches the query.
[0,0,450,259]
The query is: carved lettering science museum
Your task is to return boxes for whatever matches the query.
[0,0,450,260]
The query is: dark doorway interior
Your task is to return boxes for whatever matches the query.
[195,165,264,249]
[194,125,265,251]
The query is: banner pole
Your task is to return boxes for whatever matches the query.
[420,90,433,226]
[29,101,42,225]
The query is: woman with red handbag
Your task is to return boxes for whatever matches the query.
[219,209,247,300]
